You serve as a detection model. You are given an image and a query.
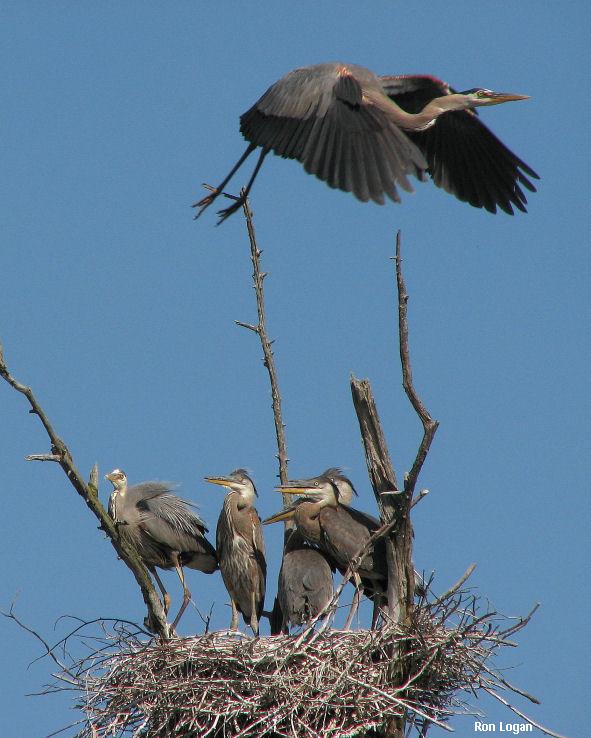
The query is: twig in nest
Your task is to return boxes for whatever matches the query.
[28,585,558,738]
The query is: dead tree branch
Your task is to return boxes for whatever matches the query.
[0,343,170,639]
[394,231,439,496]
[350,231,440,738]
[234,194,291,635]
[235,192,289,489]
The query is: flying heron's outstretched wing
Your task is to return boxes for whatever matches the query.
[380,74,539,214]
[240,62,427,205]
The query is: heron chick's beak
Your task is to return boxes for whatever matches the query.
[263,507,296,525]
[276,484,323,496]
[204,475,239,492]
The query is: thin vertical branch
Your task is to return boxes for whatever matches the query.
[235,192,289,490]
[394,231,439,495]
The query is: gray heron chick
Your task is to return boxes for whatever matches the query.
[194,62,538,223]
[276,530,334,632]
[266,472,388,627]
[105,469,217,631]
[205,470,266,635]
[272,467,352,632]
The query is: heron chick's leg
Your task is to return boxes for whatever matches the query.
[150,567,171,615]
[171,561,192,631]
[249,590,260,636]
[230,599,239,631]
[216,148,268,224]
[371,594,388,630]
[192,143,257,219]
[343,573,362,630]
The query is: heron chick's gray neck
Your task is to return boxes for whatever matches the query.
[232,484,256,508]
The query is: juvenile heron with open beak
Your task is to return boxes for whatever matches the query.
[106,468,218,631]
[265,471,388,628]
[205,470,266,635]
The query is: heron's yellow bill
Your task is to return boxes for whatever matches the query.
[486,92,530,104]
[275,485,323,496]
[263,507,296,525]
[204,476,232,488]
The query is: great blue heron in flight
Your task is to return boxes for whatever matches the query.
[205,470,266,635]
[194,62,538,223]
[105,469,218,631]
[265,470,388,628]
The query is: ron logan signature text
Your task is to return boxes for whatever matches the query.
[474,723,532,734]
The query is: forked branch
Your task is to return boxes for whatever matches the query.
[394,231,439,496]
[350,231,439,738]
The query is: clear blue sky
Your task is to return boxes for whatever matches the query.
[1,3,588,736]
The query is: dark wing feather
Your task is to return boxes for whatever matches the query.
[250,507,267,581]
[381,74,539,214]
[279,544,333,627]
[240,63,426,204]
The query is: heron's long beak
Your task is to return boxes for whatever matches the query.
[204,476,233,489]
[105,472,116,482]
[486,92,530,105]
[263,507,296,525]
[276,484,323,496]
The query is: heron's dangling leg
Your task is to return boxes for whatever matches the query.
[193,143,257,219]
[229,599,239,631]
[216,147,269,225]
[149,566,171,614]
[343,573,362,630]
[170,559,192,631]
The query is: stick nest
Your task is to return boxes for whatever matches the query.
[60,588,535,738]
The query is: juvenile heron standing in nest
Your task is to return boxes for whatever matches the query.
[266,471,388,628]
[106,469,218,631]
[194,62,538,223]
[272,468,354,633]
[205,470,266,635]
[274,529,334,633]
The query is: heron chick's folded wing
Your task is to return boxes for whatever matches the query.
[135,486,210,546]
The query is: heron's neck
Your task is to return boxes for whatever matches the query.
[234,490,255,509]
[381,93,467,132]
